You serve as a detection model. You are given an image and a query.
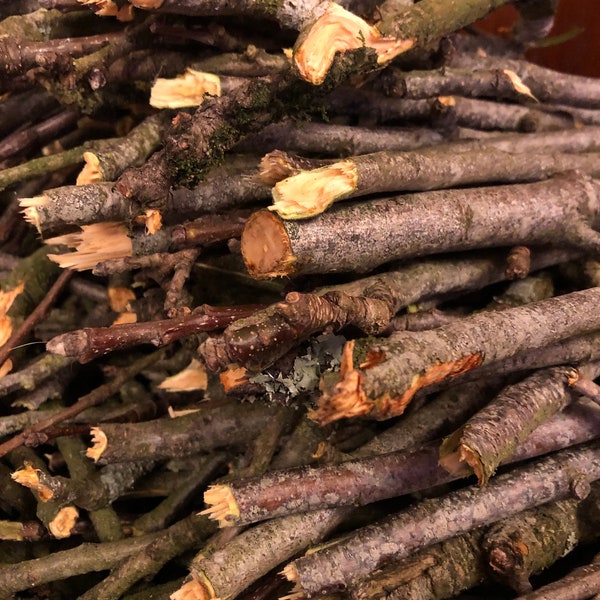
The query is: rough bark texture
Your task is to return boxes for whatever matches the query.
[241,175,600,278]
[285,441,600,596]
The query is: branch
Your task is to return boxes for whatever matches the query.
[241,175,600,278]
[312,287,600,423]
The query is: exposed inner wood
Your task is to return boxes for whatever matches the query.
[293,2,415,85]
[150,69,222,109]
[270,160,357,219]
[241,210,296,278]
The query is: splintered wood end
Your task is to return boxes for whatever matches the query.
[280,564,304,600]
[150,69,221,109]
[219,365,249,392]
[11,462,53,501]
[387,353,484,419]
[86,427,108,462]
[170,579,210,600]
[76,151,103,185]
[293,2,415,85]
[158,359,208,392]
[200,484,240,527]
[438,429,486,484]
[46,222,132,271]
[310,341,370,424]
[241,211,296,279]
[78,0,134,20]
[270,160,357,219]
[49,506,79,539]
[259,150,299,185]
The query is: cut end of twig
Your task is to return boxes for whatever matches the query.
[76,151,103,185]
[219,365,250,392]
[280,564,304,599]
[46,222,133,271]
[150,69,221,108]
[130,0,164,8]
[78,0,134,20]
[270,160,357,219]
[46,329,90,358]
[293,2,415,85]
[133,209,163,234]
[0,281,24,347]
[200,484,240,527]
[86,427,108,462]
[158,359,208,392]
[259,150,300,185]
[11,462,54,501]
[20,196,48,234]
[241,210,296,279]
[49,506,79,539]
[309,340,370,424]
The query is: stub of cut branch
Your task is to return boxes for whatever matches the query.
[293,2,414,85]
[150,69,225,108]
[311,287,600,423]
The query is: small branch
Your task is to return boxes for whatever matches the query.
[202,400,600,526]
[267,146,600,219]
[312,287,600,423]
[241,175,600,278]
[47,303,260,363]
[0,350,162,459]
[85,401,282,464]
[283,441,600,597]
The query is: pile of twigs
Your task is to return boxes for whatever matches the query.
[1,0,600,599]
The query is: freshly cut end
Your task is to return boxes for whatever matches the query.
[133,209,163,234]
[76,151,103,185]
[49,506,79,539]
[0,281,24,347]
[158,359,208,392]
[108,286,136,313]
[86,427,108,462]
[11,463,53,501]
[270,160,357,219]
[170,579,209,600]
[20,195,48,234]
[150,69,221,109]
[201,484,240,527]
[293,2,415,85]
[0,521,25,541]
[309,341,371,424]
[241,211,296,279]
[46,222,132,271]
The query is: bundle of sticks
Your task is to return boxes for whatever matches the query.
[1,0,600,598]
